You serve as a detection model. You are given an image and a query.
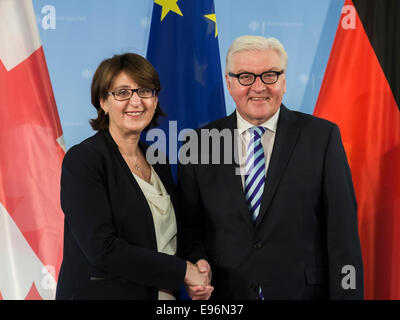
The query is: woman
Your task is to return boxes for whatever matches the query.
[55,53,212,300]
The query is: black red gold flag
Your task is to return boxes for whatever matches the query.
[314,0,400,299]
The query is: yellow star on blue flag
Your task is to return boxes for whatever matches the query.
[146,0,226,186]
[154,0,183,21]
[204,13,218,37]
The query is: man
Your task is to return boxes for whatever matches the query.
[178,35,364,299]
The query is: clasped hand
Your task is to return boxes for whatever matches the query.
[184,259,213,300]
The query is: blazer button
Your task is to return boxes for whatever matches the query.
[254,242,262,249]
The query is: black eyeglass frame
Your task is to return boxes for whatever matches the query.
[108,88,158,101]
[228,70,284,86]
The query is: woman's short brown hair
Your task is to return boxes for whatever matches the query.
[90,53,165,131]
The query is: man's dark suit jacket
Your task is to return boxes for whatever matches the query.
[178,105,364,299]
[56,130,186,300]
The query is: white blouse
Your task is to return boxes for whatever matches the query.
[132,166,177,300]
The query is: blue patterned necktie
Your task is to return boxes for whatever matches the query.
[244,126,267,223]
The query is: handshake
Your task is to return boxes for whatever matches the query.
[184,259,213,300]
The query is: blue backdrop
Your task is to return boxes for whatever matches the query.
[32,0,344,149]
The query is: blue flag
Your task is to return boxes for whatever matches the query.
[146,0,226,300]
[146,0,226,159]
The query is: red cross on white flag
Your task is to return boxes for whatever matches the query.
[0,0,65,300]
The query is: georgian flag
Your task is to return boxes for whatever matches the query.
[0,0,65,299]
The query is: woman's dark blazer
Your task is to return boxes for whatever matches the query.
[55,130,186,300]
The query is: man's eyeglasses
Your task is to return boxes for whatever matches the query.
[228,70,284,86]
[108,88,157,101]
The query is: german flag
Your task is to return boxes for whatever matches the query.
[314,0,400,299]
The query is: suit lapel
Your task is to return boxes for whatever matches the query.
[255,105,301,228]
[218,112,255,228]
[102,130,158,247]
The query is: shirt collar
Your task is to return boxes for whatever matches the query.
[236,107,280,135]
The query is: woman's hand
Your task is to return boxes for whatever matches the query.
[184,260,213,300]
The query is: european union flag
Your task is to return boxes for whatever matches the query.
[146,0,226,163]
[146,0,225,300]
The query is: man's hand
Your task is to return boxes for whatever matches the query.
[184,259,213,300]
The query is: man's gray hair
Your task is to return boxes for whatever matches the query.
[225,35,288,73]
